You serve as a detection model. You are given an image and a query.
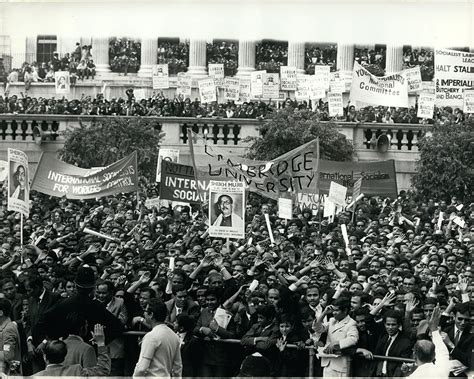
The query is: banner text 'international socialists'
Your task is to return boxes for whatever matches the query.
[31,152,138,199]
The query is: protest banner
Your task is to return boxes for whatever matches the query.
[250,71,265,97]
[328,181,347,206]
[262,73,280,99]
[8,149,29,217]
[190,130,397,200]
[156,148,179,182]
[417,92,435,119]
[209,181,245,239]
[350,62,409,107]
[434,48,474,107]
[352,177,363,199]
[0,160,7,182]
[159,161,208,203]
[239,79,251,103]
[328,92,344,117]
[403,66,422,92]
[314,65,331,90]
[278,197,293,219]
[463,89,474,113]
[54,71,70,94]
[224,78,240,102]
[198,78,217,103]
[280,66,297,91]
[177,73,192,98]
[152,64,169,89]
[208,63,225,87]
[31,152,138,200]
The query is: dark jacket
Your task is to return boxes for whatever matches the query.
[373,332,413,377]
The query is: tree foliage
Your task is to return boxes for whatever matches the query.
[59,117,164,180]
[245,107,354,161]
[412,121,474,201]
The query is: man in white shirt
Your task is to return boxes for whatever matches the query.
[409,306,450,379]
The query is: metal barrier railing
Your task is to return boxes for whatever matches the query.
[123,331,415,377]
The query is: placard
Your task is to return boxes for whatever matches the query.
[55,71,70,94]
[177,73,192,98]
[417,92,436,119]
[0,160,7,182]
[156,148,179,182]
[404,66,422,92]
[134,88,147,100]
[463,89,474,113]
[198,78,217,103]
[278,197,293,219]
[280,66,297,91]
[8,148,29,217]
[208,63,225,87]
[152,64,169,89]
[250,71,266,97]
[239,79,251,103]
[328,92,344,117]
[263,73,280,99]
[327,181,347,206]
[352,177,363,199]
[224,78,240,102]
[314,65,331,90]
[329,78,345,94]
[209,181,245,239]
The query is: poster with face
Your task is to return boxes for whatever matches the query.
[8,148,29,217]
[55,71,70,94]
[209,181,245,239]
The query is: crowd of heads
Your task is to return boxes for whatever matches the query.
[108,37,141,74]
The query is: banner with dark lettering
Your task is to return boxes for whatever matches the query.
[159,161,208,203]
[350,61,409,107]
[31,152,138,199]
[435,48,474,107]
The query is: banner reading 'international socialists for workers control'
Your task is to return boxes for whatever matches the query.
[350,62,409,108]
[31,152,138,199]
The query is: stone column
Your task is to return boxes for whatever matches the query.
[336,43,355,72]
[187,39,207,77]
[287,41,305,74]
[236,40,256,78]
[138,38,157,77]
[92,37,111,75]
[385,45,403,74]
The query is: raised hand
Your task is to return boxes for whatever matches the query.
[428,306,441,332]
[276,338,287,352]
[405,297,419,313]
[324,257,336,271]
[458,277,469,293]
[91,324,105,346]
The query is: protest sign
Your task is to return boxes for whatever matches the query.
[198,78,217,103]
[280,66,297,91]
[31,152,138,200]
[144,197,167,210]
[328,92,344,117]
[8,149,29,217]
[278,197,293,219]
[329,78,345,94]
[296,192,319,215]
[239,79,251,103]
[328,181,347,206]
[310,76,326,100]
[224,78,240,102]
[296,74,311,100]
[209,181,245,239]
[314,65,331,90]
[263,73,280,99]
[55,71,70,94]
[177,73,192,98]
[152,64,169,89]
[0,160,7,182]
[404,66,422,92]
[463,89,474,113]
[421,81,435,94]
[350,62,409,107]
[434,48,474,107]
[323,199,335,218]
[134,88,147,100]
[250,71,265,97]
[352,177,363,199]
[159,161,208,203]
[208,64,225,87]
[417,92,435,119]
[156,148,179,182]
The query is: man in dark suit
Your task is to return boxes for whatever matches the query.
[373,310,413,377]
[441,302,473,377]
[165,285,200,327]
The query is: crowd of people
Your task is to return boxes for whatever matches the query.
[109,38,141,75]
[207,41,239,77]
[256,41,289,73]
[157,41,189,75]
[305,44,337,74]
[0,90,470,126]
[0,174,472,377]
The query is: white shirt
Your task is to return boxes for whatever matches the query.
[409,330,450,379]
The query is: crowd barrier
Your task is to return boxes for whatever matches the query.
[123,331,415,378]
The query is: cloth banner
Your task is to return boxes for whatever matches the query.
[198,78,217,103]
[280,66,297,91]
[224,78,240,102]
[152,64,169,89]
[262,73,280,99]
[463,89,474,113]
[8,149,29,217]
[239,79,251,103]
[434,48,474,107]
[208,64,225,87]
[250,71,266,97]
[328,93,344,117]
[156,148,179,182]
[31,152,138,199]
[350,61,409,107]
[403,66,422,92]
[159,161,207,203]
[417,93,436,119]
[177,73,192,98]
[209,181,245,239]
[55,71,70,94]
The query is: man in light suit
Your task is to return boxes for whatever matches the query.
[314,297,359,377]
[212,194,244,228]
